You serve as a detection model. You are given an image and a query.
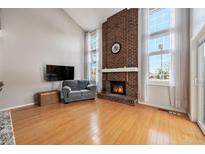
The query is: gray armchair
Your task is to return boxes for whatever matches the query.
[61,80,96,103]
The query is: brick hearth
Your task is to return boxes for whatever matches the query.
[99,8,138,105]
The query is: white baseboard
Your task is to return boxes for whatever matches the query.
[0,103,35,112]
[197,121,205,135]
[138,101,187,114]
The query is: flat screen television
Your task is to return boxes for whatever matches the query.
[46,65,74,81]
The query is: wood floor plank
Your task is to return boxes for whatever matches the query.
[11,98,205,144]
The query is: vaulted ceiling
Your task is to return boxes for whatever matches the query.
[64,8,123,31]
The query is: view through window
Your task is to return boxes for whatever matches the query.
[148,8,173,82]
[90,33,97,81]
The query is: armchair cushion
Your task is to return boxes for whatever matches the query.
[80,89,94,97]
[69,91,81,97]
[78,80,89,90]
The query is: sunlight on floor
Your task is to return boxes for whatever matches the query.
[89,112,100,144]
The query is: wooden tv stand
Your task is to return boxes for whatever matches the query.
[38,90,60,106]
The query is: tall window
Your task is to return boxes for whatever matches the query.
[148,8,173,82]
[90,32,97,81]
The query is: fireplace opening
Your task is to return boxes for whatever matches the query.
[110,81,126,95]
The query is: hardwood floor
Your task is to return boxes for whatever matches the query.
[11,98,205,144]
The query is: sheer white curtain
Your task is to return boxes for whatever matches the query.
[84,32,91,80]
[138,8,149,102]
[96,28,102,92]
[169,9,189,110]
[84,29,102,92]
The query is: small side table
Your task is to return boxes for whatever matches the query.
[38,90,60,106]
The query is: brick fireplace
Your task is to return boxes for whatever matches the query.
[98,8,138,106]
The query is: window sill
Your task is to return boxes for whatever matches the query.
[147,80,169,87]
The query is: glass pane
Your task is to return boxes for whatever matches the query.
[198,43,205,127]
[148,35,170,52]
[162,53,170,80]
[149,8,172,34]
[149,55,162,80]
[149,54,170,80]
[91,50,97,80]
[91,67,96,80]
[90,35,97,50]
[91,51,97,63]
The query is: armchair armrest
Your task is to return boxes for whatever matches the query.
[86,84,96,92]
[62,86,71,98]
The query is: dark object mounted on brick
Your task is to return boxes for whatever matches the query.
[111,42,121,54]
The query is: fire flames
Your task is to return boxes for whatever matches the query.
[113,85,124,94]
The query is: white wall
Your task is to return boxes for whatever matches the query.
[147,85,170,107]
[146,85,187,113]
[190,9,205,39]
[0,9,85,109]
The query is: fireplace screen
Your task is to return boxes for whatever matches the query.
[110,81,126,95]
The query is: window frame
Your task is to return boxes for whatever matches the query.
[147,8,173,86]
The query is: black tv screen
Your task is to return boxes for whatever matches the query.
[46,65,74,81]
